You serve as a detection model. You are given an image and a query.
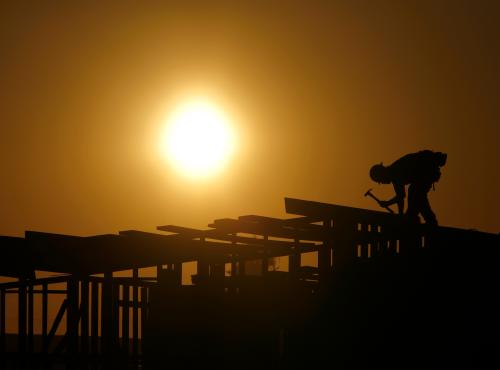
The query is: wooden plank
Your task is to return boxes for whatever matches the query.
[238,214,323,226]
[285,197,397,225]
[47,299,67,348]
[208,218,329,241]
[158,225,320,251]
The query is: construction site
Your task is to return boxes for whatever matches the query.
[1,197,498,369]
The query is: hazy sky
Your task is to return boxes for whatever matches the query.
[1,1,499,236]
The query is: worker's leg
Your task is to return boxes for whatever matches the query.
[419,183,438,226]
[405,184,421,223]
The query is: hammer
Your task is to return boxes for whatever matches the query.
[364,188,394,214]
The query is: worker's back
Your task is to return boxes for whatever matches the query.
[388,150,446,185]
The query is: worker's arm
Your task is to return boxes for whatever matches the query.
[379,183,405,214]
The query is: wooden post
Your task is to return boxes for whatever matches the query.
[66,278,79,361]
[1,289,5,357]
[27,283,34,354]
[262,235,269,275]
[332,219,357,272]
[173,263,182,286]
[289,239,301,279]
[18,283,27,354]
[81,280,89,355]
[140,287,148,354]
[122,285,130,354]
[319,219,333,285]
[90,281,99,354]
[42,283,48,355]
[112,282,120,350]
[132,269,139,357]
[101,272,113,355]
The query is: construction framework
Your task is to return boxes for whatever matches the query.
[1,198,498,369]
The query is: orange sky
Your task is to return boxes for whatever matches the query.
[1,1,499,236]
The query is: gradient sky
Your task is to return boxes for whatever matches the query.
[1,0,499,237]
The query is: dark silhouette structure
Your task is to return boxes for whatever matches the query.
[369,150,447,225]
[0,197,498,369]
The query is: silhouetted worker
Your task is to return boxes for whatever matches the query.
[369,150,447,225]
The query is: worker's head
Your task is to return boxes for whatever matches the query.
[369,163,390,184]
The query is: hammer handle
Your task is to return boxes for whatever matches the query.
[367,193,395,214]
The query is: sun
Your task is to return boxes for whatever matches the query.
[162,100,235,178]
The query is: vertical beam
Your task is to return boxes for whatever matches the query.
[132,269,139,357]
[173,263,182,286]
[28,283,34,354]
[140,287,148,353]
[331,219,357,272]
[156,265,163,283]
[1,289,5,358]
[319,219,333,284]
[101,272,113,355]
[81,280,89,355]
[18,283,27,354]
[289,239,301,279]
[112,282,120,350]
[42,283,48,355]
[262,235,269,274]
[197,260,210,283]
[197,237,210,284]
[122,285,130,354]
[90,281,99,354]
[66,278,79,360]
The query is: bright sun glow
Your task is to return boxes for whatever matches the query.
[162,100,235,178]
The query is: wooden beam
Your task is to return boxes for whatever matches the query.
[208,218,329,241]
[285,197,397,224]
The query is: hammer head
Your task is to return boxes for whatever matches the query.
[364,188,373,197]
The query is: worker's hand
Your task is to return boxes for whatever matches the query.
[378,200,391,208]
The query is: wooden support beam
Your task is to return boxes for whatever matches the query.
[318,219,333,285]
[285,197,396,225]
[81,280,89,354]
[0,289,5,356]
[28,283,34,354]
[262,235,269,274]
[132,269,139,357]
[209,218,329,242]
[112,281,120,351]
[66,278,79,360]
[289,240,302,278]
[140,287,148,352]
[47,299,68,349]
[122,284,130,353]
[101,272,113,355]
[90,281,99,354]
[18,283,27,354]
[41,283,48,355]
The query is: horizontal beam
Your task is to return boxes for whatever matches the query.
[208,218,330,241]
[285,197,398,225]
